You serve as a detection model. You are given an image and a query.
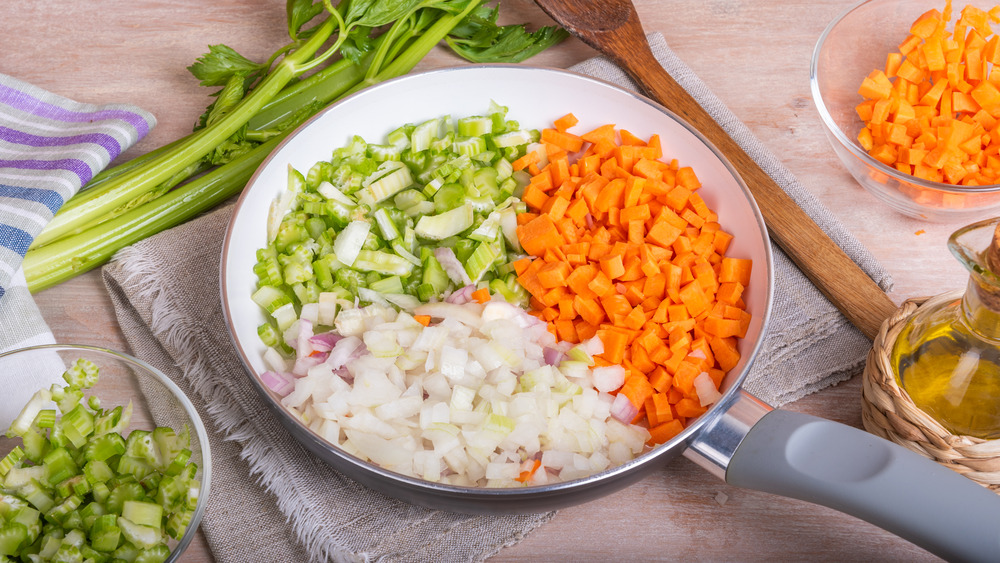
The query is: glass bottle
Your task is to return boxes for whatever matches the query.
[890,217,1000,439]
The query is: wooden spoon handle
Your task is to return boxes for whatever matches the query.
[616,33,897,340]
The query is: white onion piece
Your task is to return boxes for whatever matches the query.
[543,347,564,366]
[261,371,294,397]
[309,332,341,352]
[592,365,626,393]
[609,393,638,424]
[413,302,484,328]
[297,318,314,357]
[292,353,326,376]
[694,372,723,407]
[445,285,475,304]
[580,335,604,356]
[326,336,365,369]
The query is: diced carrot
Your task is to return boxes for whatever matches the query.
[672,361,702,395]
[856,3,1000,199]
[413,315,431,327]
[542,128,585,152]
[719,257,753,285]
[536,261,571,288]
[554,112,579,132]
[471,288,491,304]
[517,214,564,257]
[675,398,708,418]
[521,184,549,211]
[599,253,626,280]
[588,270,614,297]
[512,150,540,172]
[599,329,629,364]
[647,367,673,393]
[647,419,684,445]
[513,115,752,434]
[644,392,673,427]
[581,123,617,145]
[709,336,741,371]
[576,320,599,341]
[575,295,607,326]
[620,373,655,409]
[679,281,711,317]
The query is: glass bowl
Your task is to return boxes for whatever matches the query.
[0,344,211,562]
[810,0,1000,222]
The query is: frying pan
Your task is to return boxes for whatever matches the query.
[220,65,1000,562]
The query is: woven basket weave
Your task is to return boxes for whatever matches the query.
[862,290,1000,492]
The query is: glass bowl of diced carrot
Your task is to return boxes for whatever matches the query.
[811,0,1000,222]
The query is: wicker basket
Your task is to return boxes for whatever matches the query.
[862,290,1000,491]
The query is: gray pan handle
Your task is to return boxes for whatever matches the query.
[719,406,1000,562]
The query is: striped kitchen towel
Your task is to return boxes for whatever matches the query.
[0,73,155,353]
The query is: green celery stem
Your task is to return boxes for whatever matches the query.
[23,133,286,293]
[31,18,337,249]
[80,136,192,195]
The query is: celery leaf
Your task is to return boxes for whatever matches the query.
[445,4,568,64]
[287,0,325,39]
[187,45,267,87]
[347,0,423,28]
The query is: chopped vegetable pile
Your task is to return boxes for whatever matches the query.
[1,360,200,562]
[253,102,532,331]
[266,299,649,487]
[252,107,752,486]
[856,1,1000,199]
[512,115,750,445]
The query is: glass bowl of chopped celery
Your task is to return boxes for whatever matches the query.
[0,344,211,562]
[811,0,1000,222]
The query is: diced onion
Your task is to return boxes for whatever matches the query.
[268,297,653,487]
[592,365,626,393]
[694,372,723,407]
[609,393,638,424]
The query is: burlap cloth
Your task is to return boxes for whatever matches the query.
[101,33,893,562]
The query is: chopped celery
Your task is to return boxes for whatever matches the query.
[0,360,200,559]
[253,106,538,359]
[121,501,163,530]
[89,514,120,552]
[0,447,24,477]
[414,204,474,240]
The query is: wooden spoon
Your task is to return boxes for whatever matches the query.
[534,0,897,340]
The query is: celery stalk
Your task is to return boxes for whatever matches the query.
[23,133,286,292]
[31,17,339,249]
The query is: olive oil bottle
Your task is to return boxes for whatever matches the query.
[890,218,1000,439]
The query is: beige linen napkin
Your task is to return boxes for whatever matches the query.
[101,33,892,562]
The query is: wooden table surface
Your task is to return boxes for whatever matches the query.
[3,0,968,561]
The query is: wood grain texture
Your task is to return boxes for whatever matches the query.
[3,0,959,561]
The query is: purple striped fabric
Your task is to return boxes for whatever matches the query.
[0,73,155,305]
[0,125,121,155]
[0,157,94,185]
[0,82,152,138]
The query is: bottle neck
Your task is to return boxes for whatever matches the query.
[961,275,1000,343]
